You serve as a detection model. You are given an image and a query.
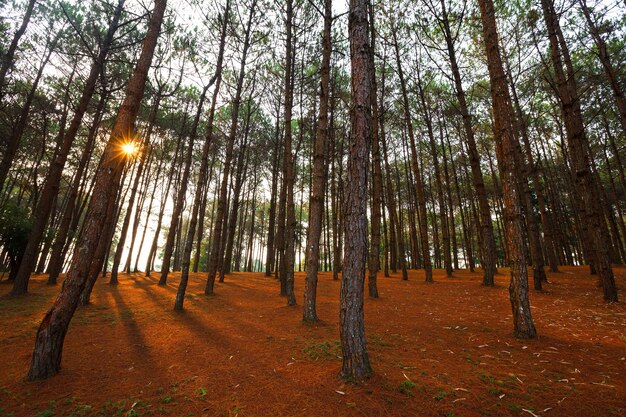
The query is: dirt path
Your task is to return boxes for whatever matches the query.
[0,266,624,416]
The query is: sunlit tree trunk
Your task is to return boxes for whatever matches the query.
[26,0,167,380]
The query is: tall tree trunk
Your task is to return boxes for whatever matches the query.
[158,86,208,284]
[205,0,255,295]
[303,0,332,321]
[367,0,381,297]
[416,69,451,276]
[540,0,617,302]
[145,120,184,276]
[265,115,281,276]
[283,0,297,306]
[440,0,496,285]
[26,0,167,380]
[11,0,125,295]
[46,90,107,284]
[340,0,372,381]
[221,102,254,278]
[478,0,537,338]
[391,27,432,283]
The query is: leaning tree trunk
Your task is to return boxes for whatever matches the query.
[47,91,108,284]
[0,33,57,194]
[0,0,37,100]
[540,0,617,302]
[340,0,373,382]
[11,0,125,295]
[26,0,167,380]
[478,0,536,338]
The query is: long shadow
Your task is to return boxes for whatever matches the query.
[107,285,170,384]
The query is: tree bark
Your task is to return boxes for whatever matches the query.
[478,0,536,338]
[303,0,332,321]
[540,0,617,302]
[26,0,167,380]
[340,0,372,382]
[367,0,381,297]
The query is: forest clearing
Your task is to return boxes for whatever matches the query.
[1,267,625,416]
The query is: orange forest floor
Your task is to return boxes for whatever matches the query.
[0,266,625,417]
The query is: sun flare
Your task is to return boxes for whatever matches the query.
[120,141,140,158]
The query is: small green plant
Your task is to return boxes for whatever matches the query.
[36,411,54,417]
[434,390,448,401]
[162,396,172,404]
[302,340,341,360]
[196,387,207,399]
[478,370,496,384]
[398,380,417,396]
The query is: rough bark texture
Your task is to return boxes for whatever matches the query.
[283,0,297,306]
[340,0,372,382]
[367,0,381,298]
[302,0,332,322]
[26,0,167,380]
[478,0,537,339]
[303,0,332,321]
[540,0,617,302]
